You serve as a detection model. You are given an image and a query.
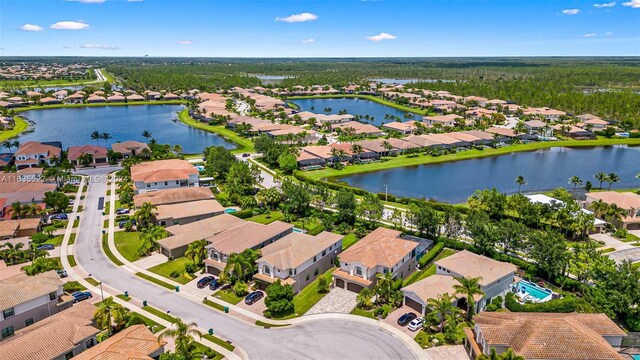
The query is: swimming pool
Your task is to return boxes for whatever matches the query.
[224,208,237,214]
[631,355,640,360]
[514,280,553,302]
[292,228,306,233]
[195,165,205,172]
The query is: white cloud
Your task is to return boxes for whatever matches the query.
[67,0,106,3]
[604,31,615,35]
[301,38,315,44]
[20,24,43,31]
[50,21,90,30]
[622,0,640,7]
[366,32,397,41]
[275,12,318,23]
[593,2,616,7]
[127,0,143,2]
[80,44,119,50]
[583,33,597,37]
[176,40,192,45]
[562,9,581,15]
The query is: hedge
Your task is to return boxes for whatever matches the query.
[230,209,253,219]
[505,292,577,313]
[418,242,444,268]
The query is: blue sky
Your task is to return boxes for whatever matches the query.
[1,0,639,57]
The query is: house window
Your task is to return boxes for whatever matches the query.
[25,318,34,326]
[383,267,389,273]
[49,292,57,301]
[212,252,219,261]
[322,250,326,256]
[175,181,179,185]
[411,249,416,257]
[263,265,271,275]
[65,351,74,360]
[313,256,317,263]
[1,326,14,339]
[314,268,319,276]
[164,181,168,186]
[86,338,95,348]
[289,269,293,276]
[306,274,309,281]
[355,267,363,276]
[146,184,151,188]
[2,308,14,318]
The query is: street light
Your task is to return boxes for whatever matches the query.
[383,184,388,202]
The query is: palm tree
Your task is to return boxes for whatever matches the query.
[2,140,12,152]
[11,140,20,152]
[499,349,525,360]
[93,297,128,333]
[350,143,364,163]
[138,225,165,256]
[515,175,526,194]
[159,319,203,359]
[222,252,253,283]
[589,199,608,218]
[568,175,583,193]
[185,239,207,266]
[356,288,373,309]
[141,130,153,143]
[10,201,24,219]
[173,144,182,155]
[134,202,157,230]
[477,348,500,360]
[594,172,608,190]
[606,204,627,225]
[606,172,619,190]
[101,132,112,147]
[90,131,101,145]
[381,140,393,156]
[374,272,394,304]
[427,293,459,333]
[452,276,485,321]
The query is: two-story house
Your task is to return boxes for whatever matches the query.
[111,140,150,158]
[333,227,419,293]
[13,141,62,170]
[586,191,640,230]
[254,231,343,293]
[401,250,517,316]
[0,270,73,339]
[131,159,199,193]
[0,302,100,360]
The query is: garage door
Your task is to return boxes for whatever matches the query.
[206,266,221,276]
[335,278,345,289]
[405,296,423,314]
[628,223,640,230]
[347,282,364,293]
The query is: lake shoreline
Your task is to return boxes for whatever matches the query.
[285,94,432,116]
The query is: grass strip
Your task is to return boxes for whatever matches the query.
[203,299,225,312]
[130,311,166,333]
[135,272,175,290]
[67,255,77,267]
[116,294,131,302]
[85,277,100,286]
[178,109,254,154]
[102,234,124,266]
[69,233,76,245]
[73,219,80,228]
[255,320,289,328]
[142,305,178,323]
[213,290,244,305]
[202,334,236,352]
[350,307,377,319]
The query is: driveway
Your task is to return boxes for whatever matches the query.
[73,166,421,360]
[383,307,422,338]
[608,247,640,264]
[306,287,357,315]
[590,233,635,251]
[425,345,469,360]
[236,291,267,316]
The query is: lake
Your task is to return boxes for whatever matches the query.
[291,97,422,126]
[18,105,236,154]
[337,146,640,203]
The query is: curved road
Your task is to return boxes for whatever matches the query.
[75,167,419,360]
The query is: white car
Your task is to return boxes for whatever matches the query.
[408,317,424,331]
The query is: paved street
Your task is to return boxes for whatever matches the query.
[73,167,423,360]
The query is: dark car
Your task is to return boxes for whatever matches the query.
[245,291,263,305]
[242,153,251,158]
[208,278,220,290]
[56,269,68,278]
[397,312,418,326]
[116,208,130,215]
[197,276,216,289]
[37,244,55,251]
[50,213,68,221]
[118,219,136,229]
[72,291,92,303]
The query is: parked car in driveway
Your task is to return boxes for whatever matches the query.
[397,312,417,326]
[245,291,263,305]
[116,208,130,215]
[37,244,55,251]
[118,220,136,229]
[208,278,220,290]
[408,317,424,331]
[56,269,68,278]
[197,276,216,289]
[242,153,250,158]
[71,291,92,303]
[49,213,68,221]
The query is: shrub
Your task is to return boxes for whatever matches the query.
[30,233,50,246]
[486,296,503,311]
[613,228,628,239]
[63,281,85,293]
[505,292,577,313]
[318,276,330,294]
[418,242,445,268]
[233,281,249,297]
[169,270,180,278]
[184,263,196,275]
[625,311,640,331]
[230,209,253,219]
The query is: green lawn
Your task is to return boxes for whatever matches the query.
[255,320,290,328]
[148,257,196,285]
[193,342,224,360]
[129,312,166,333]
[247,211,284,225]
[85,277,100,286]
[0,117,29,142]
[203,299,225,312]
[273,269,335,319]
[103,219,110,228]
[116,294,131,302]
[342,233,359,249]
[213,289,244,305]
[350,307,377,319]
[69,233,77,245]
[44,235,64,247]
[142,305,178,323]
[104,200,122,214]
[73,219,80,228]
[301,137,640,181]
[67,255,77,267]
[114,231,142,262]
[202,334,236,352]
[102,234,124,266]
[136,272,175,290]
[402,248,455,286]
[178,109,254,154]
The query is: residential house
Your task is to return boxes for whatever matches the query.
[331,121,384,137]
[355,139,399,157]
[130,159,199,193]
[39,97,61,105]
[405,134,444,149]
[553,124,596,140]
[74,324,166,360]
[333,227,420,293]
[527,194,606,233]
[422,114,462,128]
[111,140,150,158]
[163,92,180,100]
[51,90,68,101]
[425,133,471,149]
[384,138,422,152]
[107,94,125,103]
[464,312,626,360]
[523,107,566,121]
[296,151,326,169]
[458,130,495,146]
[300,145,338,164]
[126,94,144,102]
[133,187,215,208]
[463,96,488,106]
[0,171,56,204]
[64,92,84,104]
[586,191,640,230]
[381,121,420,135]
[67,145,108,167]
[523,120,552,137]
[0,218,41,239]
[13,141,61,169]
[402,250,517,315]
[0,302,99,360]
[86,95,106,103]
[154,198,225,226]
[465,108,497,122]
[0,270,73,337]
[144,91,161,101]
[255,231,343,293]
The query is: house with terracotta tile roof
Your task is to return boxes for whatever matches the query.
[0,171,56,204]
[0,302,99,360]
[130,159,199,193]
[255,231,343,293]
[74,324,166,360]
[52,90,68,101]
[64,92,84,104]
[296,151,325,169]
[524,119,552,137]
[126,94,145,102]
[586,191,640,230]
[331,121,384,136]
[154,198,225,227]
[463,96,489,106]
[86,95,106,103]
[133,187,214,208]
[67,145,108,167]
[333,227,421,293]
[464,312,626,360]
[38,96,61,105]
[107,94,125,103]
[111,140,150,158]
[422,114,462,127]
[14,141,62,169]
[0,270,73,337]
[523,107,566,121]
[402,250,516,315]
[381,121,420,135]
[581,117,609,130]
